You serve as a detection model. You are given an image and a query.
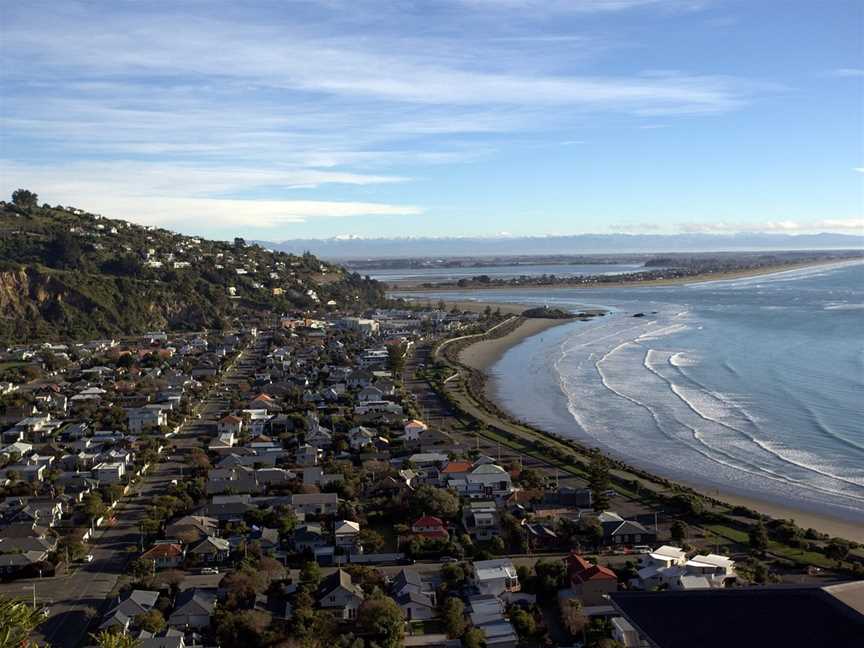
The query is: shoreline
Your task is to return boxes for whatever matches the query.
[455,316,864,545]
[390,257,863,292]
[458,317,574,371]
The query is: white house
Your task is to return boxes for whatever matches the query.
[402,419,428,442]
[472,559,521,597]
[217,415,243,436]
[128,408,167,434]
[334,520,361,548]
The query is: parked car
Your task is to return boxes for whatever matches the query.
[201,567,220,575]
[83,554,95,563]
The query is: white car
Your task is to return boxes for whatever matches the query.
[201,567,220,575]
[83,554,95,563]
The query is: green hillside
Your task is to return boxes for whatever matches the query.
[0,190,385,342]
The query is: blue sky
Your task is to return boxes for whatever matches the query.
[1,0,862,240]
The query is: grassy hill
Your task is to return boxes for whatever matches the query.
[0,192,385,342]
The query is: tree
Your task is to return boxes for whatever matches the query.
[749,521,769,555]
[561,598,587,637]
[462,627,486,648]
[129,558,153,580]
[411,484,460,519]
[443,597,467,637]
[83,492,107,521]
[588,451,611,512]
[135,609,165,633]
[826,539,850,562]
[670,520,687,544]
[300,560,322,588]
[358,528,385,553]
[534,559,566,598]
[213,609,269,648]
[387,343,406,374]
[510,608,536,637]
[0,596,44,648]
[11,189,38,210]
[47,231,83,269]
[518,468,544,490]
[357,596,405,648]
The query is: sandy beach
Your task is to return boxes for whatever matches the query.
[458,317,573,371]
[455,316,864,544]
[692,489,864,545]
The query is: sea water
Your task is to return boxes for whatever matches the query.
[405,261,864,523]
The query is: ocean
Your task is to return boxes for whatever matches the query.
[404,261,864,523]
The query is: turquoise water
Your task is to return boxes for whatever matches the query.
[404,261,864,523]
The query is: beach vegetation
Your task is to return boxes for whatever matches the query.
[588,451,611,511]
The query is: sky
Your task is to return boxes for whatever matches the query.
[1,0,862,241]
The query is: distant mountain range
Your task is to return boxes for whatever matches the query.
[257,232,864,260]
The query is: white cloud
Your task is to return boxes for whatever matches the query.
[101,197,423,229]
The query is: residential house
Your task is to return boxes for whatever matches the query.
[188,536,230,563]
[348,426,376,451]
[403,419,428,442]
[334,520,361,548]
[127,408,167,434]
[316,569,365,621]
[165,515,218,543]
[391,569,437,622]
[168,588,217,630]
[410,516,449,542]
[218,415,243,436]
[291,493,338,517]
[140,542,186,570]
[462,501,501,542]
[599,512,656,547]
[560,552,619,605]
[92,461,126,484]
[472,559,521,597]
[292,523,328,553]
[100,590,159,631]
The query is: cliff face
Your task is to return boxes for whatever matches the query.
[0,267,217,342]
[0,201,385,342]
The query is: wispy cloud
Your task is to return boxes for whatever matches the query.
[0,1,767,236]
[830,68,864,78]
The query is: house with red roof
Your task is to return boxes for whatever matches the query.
[560,551,619,605]
[410,515,449,541]
[140,542,185,570]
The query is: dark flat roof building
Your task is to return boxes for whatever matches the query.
[609,582,864,648]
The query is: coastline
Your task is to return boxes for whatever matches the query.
[390,257,863,292]
[456,316,864,545]
[458,317,573,371]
